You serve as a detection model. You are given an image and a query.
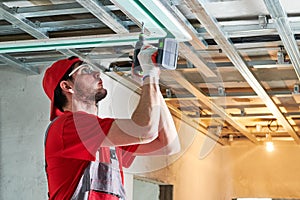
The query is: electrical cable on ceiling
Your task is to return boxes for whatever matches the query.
[267,119,279,132]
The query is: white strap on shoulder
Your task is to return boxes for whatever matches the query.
[95,149,100,161]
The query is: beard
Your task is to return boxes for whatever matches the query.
[95,88,107,103]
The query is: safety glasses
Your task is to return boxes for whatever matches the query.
[69,64,99,77]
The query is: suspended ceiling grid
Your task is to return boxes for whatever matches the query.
[1,0,300,145]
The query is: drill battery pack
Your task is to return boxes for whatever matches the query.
[156,38,179,70]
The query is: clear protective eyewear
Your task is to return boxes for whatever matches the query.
[69,64,100,77]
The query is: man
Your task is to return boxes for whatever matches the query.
[42,46,180,200]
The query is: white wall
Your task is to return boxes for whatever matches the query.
[0,70,49,199]
[133,179,159,200]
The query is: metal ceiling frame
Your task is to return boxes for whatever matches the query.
[5,2,87,18]
[0,2,49,74]
[0,0,196,74]
[199,17,300,38]
[1,0,300,144]
[170,70,259,144]
[0,3,48,39]
[183,0,300,144]
[0,1,137,72]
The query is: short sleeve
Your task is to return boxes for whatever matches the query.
[61,112,114,161]
[119,144,140,168]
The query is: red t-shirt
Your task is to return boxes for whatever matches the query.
[45,111,138,200]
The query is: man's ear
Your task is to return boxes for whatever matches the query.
[60,80,74,94]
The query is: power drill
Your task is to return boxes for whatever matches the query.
[132,24,179,77]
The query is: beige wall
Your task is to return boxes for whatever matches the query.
[224,142,300,199]
[140,118,300,200]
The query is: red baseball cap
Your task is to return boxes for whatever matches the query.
[42,57,81,121]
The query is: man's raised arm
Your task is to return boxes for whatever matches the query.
[102,46,163,146]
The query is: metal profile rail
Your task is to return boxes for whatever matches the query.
[171,71,259,144]
[0,2,48,74]
[76,0,129,34]
[0,34,160,53]
[0,3,87,19]
[159,0,208,50]
[0,54,39,74]
[167,103,228,145]
[0,3,48,39]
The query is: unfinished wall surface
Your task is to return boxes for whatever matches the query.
[0,70,49,199]
[139,121,300,199]
[133,179,159,200]
[222,142,300,199]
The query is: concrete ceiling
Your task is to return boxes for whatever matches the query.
[1,0,300,145]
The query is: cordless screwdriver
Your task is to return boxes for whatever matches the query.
[132,23,179,77]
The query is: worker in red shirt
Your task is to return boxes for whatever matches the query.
[42,46,180,200]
